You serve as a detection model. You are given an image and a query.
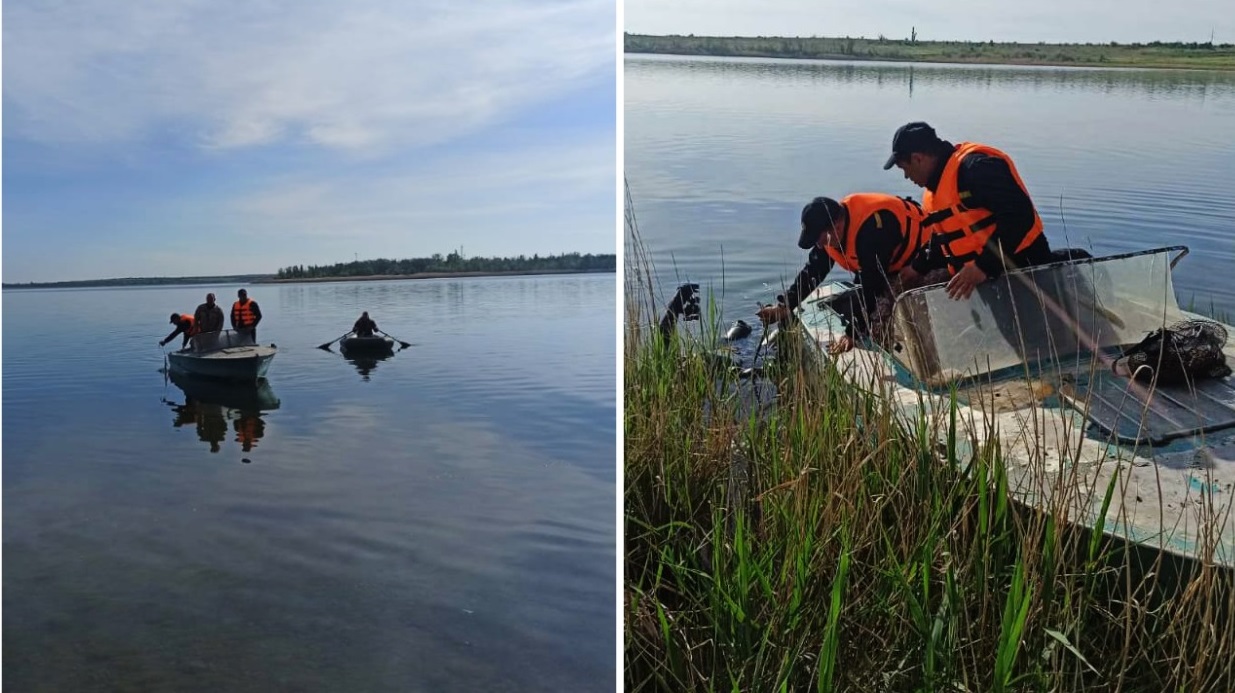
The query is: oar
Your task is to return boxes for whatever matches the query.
[317,332,351,350]
[377,329,413,350]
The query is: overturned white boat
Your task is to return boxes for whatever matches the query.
[167,329,277,384]
[793,245,1235,566]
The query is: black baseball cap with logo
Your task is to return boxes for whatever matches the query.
[797,197,844,249]
[882,121,944,170]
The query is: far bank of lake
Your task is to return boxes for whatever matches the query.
[254,268,615,285]
[625,33,1235,71]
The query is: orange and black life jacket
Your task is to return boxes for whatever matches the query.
[235,416,260,450]
[179,314,200,336]
[822,193,929,274]
[920,142,1044,274]
[231,299,257,328]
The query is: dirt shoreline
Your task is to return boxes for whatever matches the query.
[253,268,615,284]
[628,50,1235,71]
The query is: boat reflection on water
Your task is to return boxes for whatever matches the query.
[164,370,281,455]
[342,352,394,381]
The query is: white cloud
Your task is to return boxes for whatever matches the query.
[225,134,615,241]
[4,0,615,152]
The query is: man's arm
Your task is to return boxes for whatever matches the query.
[251,301,262,324]
[782,247,835,311]
[958,154,1038,280]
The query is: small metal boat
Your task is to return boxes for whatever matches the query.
[167,329,276,383]
[792,245,1235,566]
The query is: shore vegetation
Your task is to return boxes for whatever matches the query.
[625,33,1235,70]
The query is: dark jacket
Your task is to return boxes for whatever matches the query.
[911,143,1053,279]
[352,316,378,337]
[162,316,194,346]
[230,299,262,331]
[782,208,906,336]
[194,303,225,333]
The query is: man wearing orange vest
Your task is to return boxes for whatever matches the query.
[231,288,263,342]
[757,193,929,354]
[883,122,1054,300]
[160,313,199,349]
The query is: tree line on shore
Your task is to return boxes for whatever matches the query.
[275,251,616,280]
[625,33,1235,68]
[2,252,615,289]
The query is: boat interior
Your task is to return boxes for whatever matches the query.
[186,329,259,353]
[869,246,1235,447]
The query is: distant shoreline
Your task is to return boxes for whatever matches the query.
[624,34,1235,71]
[2,268,614,290]
[255,268,615,284]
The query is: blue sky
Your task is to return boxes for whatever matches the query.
[3,0,616,283]
[626,0,1235,44]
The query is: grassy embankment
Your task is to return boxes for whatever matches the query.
[625,33,1235,70]
[623,213,1235,690]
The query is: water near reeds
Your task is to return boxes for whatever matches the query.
[626,55,1235,321]
[625,55,1235,692]
[3,273,616,691]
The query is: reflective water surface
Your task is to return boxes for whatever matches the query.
[3,273,616,692]
[625,55,1235,322]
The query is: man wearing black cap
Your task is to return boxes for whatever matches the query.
[884,122,1053,300]
[756,192,928,354]
[159,312,198,349]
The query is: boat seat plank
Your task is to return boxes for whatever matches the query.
[1060,368,1235,446]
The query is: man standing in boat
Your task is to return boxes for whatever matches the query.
[160,313,199,350]
[231,288,263,342]
[883,121,1054,300]
[757,193,929,354]
[193,293,225,335]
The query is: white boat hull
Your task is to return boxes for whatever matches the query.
[793,246,1235,567]
[167,329,277,384]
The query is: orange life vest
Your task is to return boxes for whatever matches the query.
[822,193,929,274]
[179,314,200,336]
[235,416,261,451]
[921,142,1044,274]
[231,299,257,328]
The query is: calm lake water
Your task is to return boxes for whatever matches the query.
[625,55,1235,325]
[3,273,616,692]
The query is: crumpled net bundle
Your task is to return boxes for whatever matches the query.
[1115,319,1233,386]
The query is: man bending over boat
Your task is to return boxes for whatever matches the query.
[231,289,263,342]
[194,293,225,335]
[352,312,379,338]
[883,121,1054,301]
[160,313,199,349]
[757,193,929,354]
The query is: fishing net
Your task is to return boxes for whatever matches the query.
[1113,319,1233,386]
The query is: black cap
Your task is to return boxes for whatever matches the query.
[883,121,942,170]
[170,313,180,323]
[798,197,843,249]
